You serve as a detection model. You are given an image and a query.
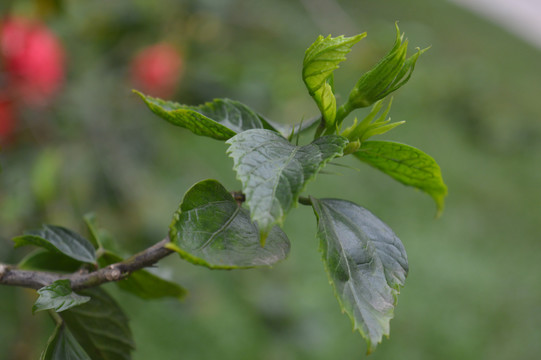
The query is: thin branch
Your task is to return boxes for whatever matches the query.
[0,238,174,291]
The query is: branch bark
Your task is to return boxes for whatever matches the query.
[0,238,174,291]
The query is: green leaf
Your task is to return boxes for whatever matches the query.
[347,24,426,109]
[303,34,366,127]
[82,213,101,249]
[135,90,280,140]
[98,251,187,300]
[169,179,290,268]
[13,225,96,263]
[310,197,408,354]
[60,287,134,360]
[353,141,447,215]
[341,98,404,142]
[41,323,91,360]
[18,249,83,273]
[33,280,91,314]
[226,129,348,240]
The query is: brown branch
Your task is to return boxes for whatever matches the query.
[0,238,174,291]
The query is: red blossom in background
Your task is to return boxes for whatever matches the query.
[0,17,65,106]
[0,17,65,143]
[0,94,15,142]
[131,43,183,98]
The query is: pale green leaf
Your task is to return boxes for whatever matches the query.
[347,24,426,108]
[303,34,365,126]
[360,120,405,141]
[60,288,134,360]
[33,280,91,314]
[354,141,447,214]
[342,99,404,142]
[169,179,290,268]
[135,90,280,140]
[13,225,96,263]
[310,197,408,353]
[226,129,348,240]
[40,323,91,360]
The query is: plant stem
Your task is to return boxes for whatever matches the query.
[335,102,354,129]
[298,196,313,206]
[0,238,174,291]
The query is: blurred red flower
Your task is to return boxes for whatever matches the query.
[0,94,15,143]
[1,17,65,106]
[131,43,183,98]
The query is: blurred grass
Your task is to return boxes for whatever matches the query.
[1,0,541,359]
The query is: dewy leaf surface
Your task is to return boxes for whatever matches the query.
[169,179,290,268]
[303,34,365,125]
[33,280,91,314]
[41,323,91,360]
[98,251,187,300]
[226,129,348,240]
[310,197,408,354]
[354,141,447,214]
[135,91,280,140]
[60,287,134,360]
[13,225,96,263]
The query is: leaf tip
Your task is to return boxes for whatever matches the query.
[131,89,145,99]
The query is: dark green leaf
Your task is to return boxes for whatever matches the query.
[98,251,187,300]
[353,141,447,215]
[135,90,280,140]
[33,280,91,314]
[226,129,348,240]
[13,225,96,263]
[310,197,408,353]
[169,179,290,268]
[18,249,83,273]
[60,288,134,360]
[303,34,365,126]
[41,323,91,360]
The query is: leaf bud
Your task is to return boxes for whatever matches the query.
[346,23,426,109]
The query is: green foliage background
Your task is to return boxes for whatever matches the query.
[1,0,541,358]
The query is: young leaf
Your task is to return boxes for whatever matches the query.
[168,179,290,268]
[33,280,91,314]
[303,34,366,128]
[286,115,321,141]
[135,90,280,140]
[41,322,91,360]
[341,98,404,142]
[310,197,408,354]
[13,225,96,264]
[98,251,187,300]
[60,287,134,360]
[226,129,348,241]
[18,249,83,273]
[347,24,426,109]
[353,141,447,215]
